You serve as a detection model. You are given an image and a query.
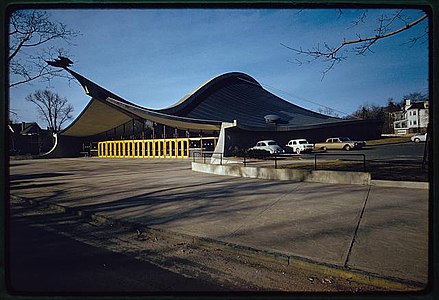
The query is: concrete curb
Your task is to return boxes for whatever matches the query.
[370,180,428,190]
[192,162,371,185]
[192,162,428,189]
[11,195,425,291]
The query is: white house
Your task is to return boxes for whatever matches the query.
[393,99,429,135]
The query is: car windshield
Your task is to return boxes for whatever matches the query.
[267,142,277,145]
[339,137,352,142]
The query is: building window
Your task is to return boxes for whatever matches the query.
[413,110,417,115]
[414,120,417,125]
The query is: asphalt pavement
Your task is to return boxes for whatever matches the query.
[8,209,227,294]
[7,156,430,291]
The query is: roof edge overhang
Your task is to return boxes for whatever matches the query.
[59,97,100,135]
[59,67,223,137]
[106,97,222,131]
[233,118,383,132]
[60,98,134,137]
[60,95,222,137]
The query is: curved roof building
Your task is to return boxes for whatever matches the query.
[156,72,342,129]
[47,67,382,157]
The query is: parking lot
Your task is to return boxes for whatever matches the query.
[195,142,428,181]
[303,142,426,162]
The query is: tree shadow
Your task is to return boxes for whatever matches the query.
[10,173,74,181]
[8,159,429,286]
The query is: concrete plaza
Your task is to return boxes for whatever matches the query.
[8,158,429,289]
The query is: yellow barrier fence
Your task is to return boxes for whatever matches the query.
[97,137,217,159]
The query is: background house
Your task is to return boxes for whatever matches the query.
[393,99,429,135]
[9,122,54,155]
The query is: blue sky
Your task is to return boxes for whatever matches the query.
[9,8,429,126]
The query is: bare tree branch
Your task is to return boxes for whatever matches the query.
[348,10,368,29]
[8,10,80,88]
[9,49,74,88]
[401,24,428,47]
[320,14,426,58]
[282,10,428,78]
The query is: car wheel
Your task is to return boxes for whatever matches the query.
[414,138,420,143]
[295,148,301,154]
[321,146,327,151]
[343,145,351,151]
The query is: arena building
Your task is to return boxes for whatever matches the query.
[45,66,382,158]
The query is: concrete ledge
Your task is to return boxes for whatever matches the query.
[192,162,371,185]
[371,180,429,190]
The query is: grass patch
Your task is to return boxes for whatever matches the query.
[366,161,428,181]
[282,159,428,182]
[365,137,411,146]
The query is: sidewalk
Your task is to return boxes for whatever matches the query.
[9,158,429,289]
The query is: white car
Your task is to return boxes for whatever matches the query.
[411,133,427,143]
[251,140,285,154]
[286,139,314,154]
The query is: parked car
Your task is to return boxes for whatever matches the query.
[286,139,314,154]
[314,137,366,151]
[250,140,285,154]
[411,133,427,143]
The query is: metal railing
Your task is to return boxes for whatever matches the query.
[243,153,280,169]
[192,151,224,165]
[193,151,367,172]
[192,151,280,168]
[314,153,366,172]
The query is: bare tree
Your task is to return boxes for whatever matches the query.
[8,10,80,87]
[281,9,428,78]
[317,106,339,118]
[402,91,428,102]
[26,89,74,132]
[345,103,385,121]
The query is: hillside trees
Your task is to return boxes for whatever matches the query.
[346,92,428,133]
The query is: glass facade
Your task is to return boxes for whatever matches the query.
[84,117,219,158]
